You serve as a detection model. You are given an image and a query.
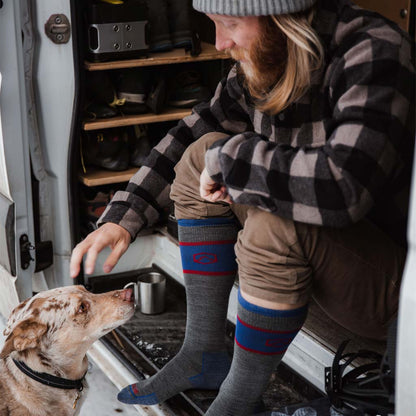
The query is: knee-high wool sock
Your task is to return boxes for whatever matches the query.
[205,291,308,416]
[118,218,239,405]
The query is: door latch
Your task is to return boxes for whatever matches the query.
[19,235,53,271]
[45,14,71,44]
[20,234,35,270]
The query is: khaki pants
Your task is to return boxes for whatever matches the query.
[170,133,405,340]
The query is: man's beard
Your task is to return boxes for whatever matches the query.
[228,17,287,101]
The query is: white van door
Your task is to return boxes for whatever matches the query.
[0,0,36,317]
[0,0,76,318]
[397,147,416,415]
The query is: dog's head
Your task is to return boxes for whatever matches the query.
[0,285,134,360]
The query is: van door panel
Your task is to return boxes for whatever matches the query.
[0,195,15,276]
[0,1,36,317]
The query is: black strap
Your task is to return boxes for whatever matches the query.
[13,359,85,391]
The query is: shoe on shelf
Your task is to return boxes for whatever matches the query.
[82,128,130,171]
[128,125,153,167]
[116,68,150,115]
[82,188,115,223]
[84,101,119,120]
[167,0,193,49]
[146,0,173,52]
[86,71,124,109]
[168,70,211,108]
[80,186,117,236]
[146,75,168,114]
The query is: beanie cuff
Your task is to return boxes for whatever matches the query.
[193,0,317,16]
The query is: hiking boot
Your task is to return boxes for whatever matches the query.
[84,101,119,120]
[80,186,117,235]
[86,72,124,109]
[146,0,173,52]
[167,0,193,49]
[82,188,115,223]
[128,125,153,167]
[116,68,150,114]
[146,74,168,114]
[83,128,130,171]
[168,70,211,108]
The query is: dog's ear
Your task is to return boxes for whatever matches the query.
[0,319,47,358]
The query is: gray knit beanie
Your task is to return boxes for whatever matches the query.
[193,0,317,16]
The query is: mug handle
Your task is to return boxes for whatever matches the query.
[123,282,139,309]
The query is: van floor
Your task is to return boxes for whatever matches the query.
[98,274,323,415]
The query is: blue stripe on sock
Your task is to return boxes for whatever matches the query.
[127,386,159,405]
[235,315,300,355]
[179,241,237,273]
[238,290,308,318]
[178,218,237,227]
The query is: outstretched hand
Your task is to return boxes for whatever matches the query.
[199,168,232,204]
[70,222,131,278]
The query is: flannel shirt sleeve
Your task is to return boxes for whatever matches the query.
[205,28,415,227]
[98,67,251,238]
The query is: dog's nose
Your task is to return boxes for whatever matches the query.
[121,288,134,302]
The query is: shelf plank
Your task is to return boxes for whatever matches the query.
[83,108,191,131]
[79,167,138,186]
[85,42,229,71]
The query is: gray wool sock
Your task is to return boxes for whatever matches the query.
[118,218,239,405]
[205,291,308,416]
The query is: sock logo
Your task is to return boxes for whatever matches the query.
[193,252,218,264]
[131,384,140,395]
[265,338,291,348]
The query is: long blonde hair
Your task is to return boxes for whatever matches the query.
[254,9,324,115]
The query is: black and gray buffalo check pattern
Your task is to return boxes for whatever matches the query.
[100,0,415,246]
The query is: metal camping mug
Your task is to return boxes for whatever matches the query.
[124,272,166,314]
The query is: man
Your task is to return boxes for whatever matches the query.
[70,0,415,414]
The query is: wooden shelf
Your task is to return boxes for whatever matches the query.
[83,108,191,131]
[79,167,138,186]
[85,42,229,71]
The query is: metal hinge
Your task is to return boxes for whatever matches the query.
[45,14,71,44]
[19,235,53,271]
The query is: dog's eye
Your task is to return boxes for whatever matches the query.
[77,302,88,314]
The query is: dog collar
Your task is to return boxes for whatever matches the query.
[13,359,85,391]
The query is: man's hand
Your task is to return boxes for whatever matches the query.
[70,223,131,278]
[200,168,232,204]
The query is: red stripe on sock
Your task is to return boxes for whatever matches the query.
[235,338,287,355]
[179,240,236,246]
[237,315,302,335]
[183,269,237,276]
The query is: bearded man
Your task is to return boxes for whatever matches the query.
[70,0,415,414]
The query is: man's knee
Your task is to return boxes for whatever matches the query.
[170,132,231,220]
[174,132,228,179]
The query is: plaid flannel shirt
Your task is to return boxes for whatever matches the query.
[99,0,415,246]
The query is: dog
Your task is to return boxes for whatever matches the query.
[0,285,134,416]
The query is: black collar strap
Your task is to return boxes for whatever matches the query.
[13,359,85,391]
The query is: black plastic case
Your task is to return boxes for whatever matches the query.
[86,1,149,62]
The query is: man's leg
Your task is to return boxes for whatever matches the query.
[205,207,312,416]
[118,133,239,405]
[296,220,405,340]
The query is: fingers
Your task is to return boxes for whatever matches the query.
[199,169,232,204]
[84,243,101,275]
[70,243,87,279]
[201,184,232,204]
[70,235,106,278]
[103,240,129,273]
[69,223,131,278]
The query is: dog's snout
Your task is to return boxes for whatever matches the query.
[120,288,134,303]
